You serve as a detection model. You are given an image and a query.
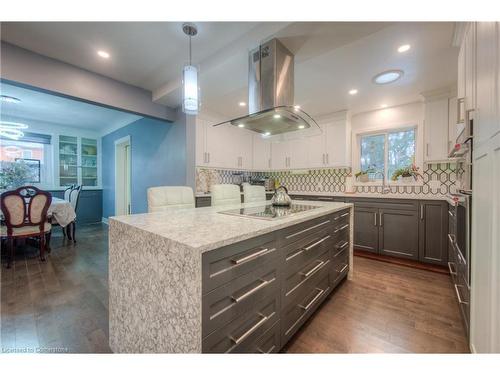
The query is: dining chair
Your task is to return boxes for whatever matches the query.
[0,186,52,268]
[243,185,267,204]
[211,184,241,207]
[66,185,81,242]
[147,186,195,212]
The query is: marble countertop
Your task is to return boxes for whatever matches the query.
[196,190,447,201]
[110,200,352,254]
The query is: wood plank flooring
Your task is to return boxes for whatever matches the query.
[1,223,469,353]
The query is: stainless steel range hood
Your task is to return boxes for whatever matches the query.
[213,38,321,139]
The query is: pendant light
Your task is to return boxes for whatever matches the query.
[182,23,199,115]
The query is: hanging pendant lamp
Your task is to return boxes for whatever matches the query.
[182,23,199,115]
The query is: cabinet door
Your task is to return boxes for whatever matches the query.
[307,132,326,168]
[58,135,78,187]
[424,98,449,161]
[236,128,254,169]
[253,134,271,170]
[289,138,308,169]
[475,22,498,145]
[378,209,419,260]
[206,122,233,168]
[81,138,98,186]
[195,117,208,166]
[458,41,466,100]
[353,207,379,253]
[418,201,448,266]
[448,97,458,153]
[325,119,349,167]
[270,141,288,170]
[465,23,476,112]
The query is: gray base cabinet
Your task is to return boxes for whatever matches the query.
[201,209,351,353]
[291,195,449,266]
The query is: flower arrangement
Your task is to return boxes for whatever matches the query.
[391,163,423,182]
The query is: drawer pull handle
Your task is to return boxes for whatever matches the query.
[334,242,349,257]
[334,224,349,233]
[448,210,454,218]
[232,248,271,265]
[454,284,469,305]
[232,278,274,303]
[448,262,457,276]
[285,220,331,239]
[339,212,349,218]
[300,260,325,278]
[448,233,456,245]
[303,235,331,252]
[299,288,325,311]
[338,264,348,274]
[230,313,268,345]
[257,345,276,354]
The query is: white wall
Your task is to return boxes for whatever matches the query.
[350,101,425,176]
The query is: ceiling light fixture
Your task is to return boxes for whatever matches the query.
[0,95,21,104]
[239,102,246,107]
[237,123,245,128]
[298,125,305,129]
[97,50,110,59]
[273,114,281,119]
[373,70,404,85]
[349,89,358,95]
[398,44,411,53]
[263,132,271,137]
[182,23,199,115]
[294,105,301,110]
[0,122,28,140]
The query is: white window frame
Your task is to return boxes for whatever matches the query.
[354,124,422,186]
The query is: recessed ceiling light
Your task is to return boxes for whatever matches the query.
[237,123,245,128]
[97,50,110,59]
[239,102,246,107]
[0,95,21,104]
[398,44,411,53]
[381,104,388,108]
[373,70,404,85]
[294,105,301,110]
[298,125,305,129]
[273,114,281,119]
[349,89,358,95]
[263,132,271,137]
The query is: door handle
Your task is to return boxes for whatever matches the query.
[322,154,325,164]
[230,313,269,345]
[379,212,383,227]
[426,143,429,157]
[420,205,424,220]
[326,153,329,164]
[374,212,377,226]
[231,278,274,303]
[300,260,325,278]
[232,247,272,265]
[303,235,331,252]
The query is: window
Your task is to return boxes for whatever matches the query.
[359,127,416,181]
[0,132,52,188]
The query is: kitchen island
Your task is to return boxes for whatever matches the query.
[109,200,353,353]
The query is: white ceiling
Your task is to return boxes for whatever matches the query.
[0,82,141,133]
[1,22,459,120]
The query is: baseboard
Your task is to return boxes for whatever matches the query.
[354,250,449,274]
[469,342,476,353]
[101,217,109,225]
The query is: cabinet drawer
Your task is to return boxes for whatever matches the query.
[281,268,331,345]
[332,238,349,259]
[331,251,349,287]
[279,215,333,247]
[202,294,279,353]
[203,261,279,337]
[332,209,350,227]
[283,249,331,308]
[202,233,278,293]
[244,321,280,353]
[282,228,333,278]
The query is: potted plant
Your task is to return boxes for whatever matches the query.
[391,163,423,183]
[355,168,376,183]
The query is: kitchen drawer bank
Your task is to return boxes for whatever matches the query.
[109,201,353,353]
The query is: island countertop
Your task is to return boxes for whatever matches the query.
[109,200,353,254]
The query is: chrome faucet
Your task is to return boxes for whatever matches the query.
[373,171,391,194]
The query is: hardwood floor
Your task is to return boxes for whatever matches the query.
[1,224,468,353]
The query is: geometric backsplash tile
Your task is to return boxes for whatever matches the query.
[196,162,464,197]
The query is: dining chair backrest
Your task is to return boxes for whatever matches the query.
[69,185,82,212]
[243,185,266,204]
[0,186,52,236]
[63,185,74,201]
[211,184,241,207]
[147,186,195,212]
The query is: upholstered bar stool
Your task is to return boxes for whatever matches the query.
[211,184,241,207]
[243,185,266,204]
[147,186,195,212]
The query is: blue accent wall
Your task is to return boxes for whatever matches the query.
[102,116,186,218]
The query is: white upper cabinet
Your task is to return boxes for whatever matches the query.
[233,127,254,169]
[448,96,458,152]
[307,131,326,168]
[424,97,450,162]
[270,141,289,170]
[465,23,477,112]
[475,22,498,145]
[458,41,466,100]
[252,134,271,171]
[288,138,309,169]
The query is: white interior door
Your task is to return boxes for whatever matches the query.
[115,136,131,216]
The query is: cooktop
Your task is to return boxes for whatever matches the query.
[218,203,320,221]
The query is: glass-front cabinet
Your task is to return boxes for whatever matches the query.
[58,135,100,187]
[58,135,78,186]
